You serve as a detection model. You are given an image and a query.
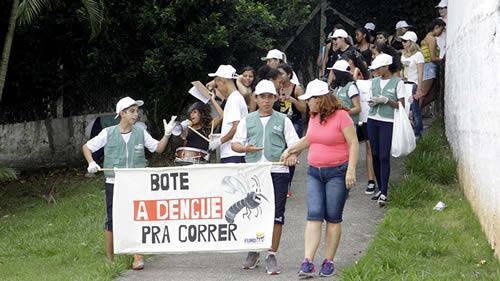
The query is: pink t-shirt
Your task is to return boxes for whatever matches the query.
[306,110,353,167]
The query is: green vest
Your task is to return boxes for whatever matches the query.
[245,111,287,163]
[335,81,359,124]
[103,125,146,178]
[369,76,400,119]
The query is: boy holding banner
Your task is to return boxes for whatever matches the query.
[231,80,299,275]
[82,97,177,269]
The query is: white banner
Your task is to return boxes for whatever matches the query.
[112,163,275,254]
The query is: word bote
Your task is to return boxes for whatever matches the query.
[150,172,189,191]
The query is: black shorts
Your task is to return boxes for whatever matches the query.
[272,173,290,225]
[104,183,114,231]
[356,123,369,142]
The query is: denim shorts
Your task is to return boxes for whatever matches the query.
[423,62,437,80]
[306,163,348,223]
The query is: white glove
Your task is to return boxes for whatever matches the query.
[371,96,389,104]
[180,119,191,129]
[87,161,101,174]
[208,139,221,151]
[163,116,178,136]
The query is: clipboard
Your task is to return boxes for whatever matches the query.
[189,81,213,103]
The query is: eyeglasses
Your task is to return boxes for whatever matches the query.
[401,39,409,43]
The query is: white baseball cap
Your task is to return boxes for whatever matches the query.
[328,59,350,72]
[208,65,238,79]
[299,79,330,100]
[395,20,411,30]
[435,0,448,8]
[369,54,393,70]
[400,31,418,43]
[364,22,376,31]
[254,80,277,96]
[331,29,348,38]
[261,49,284,61]
[115,97,144,119]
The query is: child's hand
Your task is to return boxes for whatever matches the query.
[87,161,101,174]
[163,116,178,136]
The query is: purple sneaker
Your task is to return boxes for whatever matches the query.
[319,259,336,277]
[298,258,315,277]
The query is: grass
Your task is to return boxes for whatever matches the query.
[341,120,500,281]
[0,169,132,281]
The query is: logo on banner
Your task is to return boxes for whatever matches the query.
[244,232,266,244]
[222,174,269,224]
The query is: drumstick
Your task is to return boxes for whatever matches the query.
[210,120,214,136]
[188,126,210,142]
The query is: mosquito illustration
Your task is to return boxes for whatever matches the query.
[222,173,269,224]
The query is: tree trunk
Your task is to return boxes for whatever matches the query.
[0,0,19,103]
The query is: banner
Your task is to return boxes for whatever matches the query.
[113,163,275,254]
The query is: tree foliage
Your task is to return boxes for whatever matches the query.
[0,0,314,132]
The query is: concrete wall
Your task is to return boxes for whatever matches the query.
[445,0,500,258]
[0,114,108,169]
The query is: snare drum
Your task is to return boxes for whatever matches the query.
[175,147,209,164]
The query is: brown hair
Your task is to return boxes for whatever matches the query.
[310,94,344,124]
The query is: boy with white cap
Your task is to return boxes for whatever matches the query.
[389,20,412,51]
[82,96,177,269]
[261,49,301,85]
[207,65,249,163]
[232,80,299,275]
[328,29,369,82]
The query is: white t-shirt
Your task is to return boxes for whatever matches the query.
[232,114,299,173]
[221,90,248,158]
[401,51,424,84]
[86,127,159,183]
[368,79,407,123]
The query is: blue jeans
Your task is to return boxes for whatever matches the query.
[367,119,393,196]
[306,163,348,223]
[409,83,423,136]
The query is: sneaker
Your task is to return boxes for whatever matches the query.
[298,258,315,277]
[365,182,376,194]
[378,194,388,206]
[265,254,281,275]
[287,191,294,198]
[242,252,260,269]
[371,191,382,200]
[132,254,144,270]
[319,259,336,277]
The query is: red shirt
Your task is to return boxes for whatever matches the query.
[306,110,353,167]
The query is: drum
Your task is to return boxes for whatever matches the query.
[175,147,209,164]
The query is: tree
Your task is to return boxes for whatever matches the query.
[0,0,104,103]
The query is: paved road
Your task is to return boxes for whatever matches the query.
[118,145,404,280]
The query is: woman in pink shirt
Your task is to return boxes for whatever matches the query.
[281,79,359,277]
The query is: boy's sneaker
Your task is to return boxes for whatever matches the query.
[265,254,281,275]
[365,182,376,194]
[298,258,315,277]
[371,191,382,200]
[132,254,144,270]
[319,259,336,277]
[242,252,260,269]
[377,194,388,206]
